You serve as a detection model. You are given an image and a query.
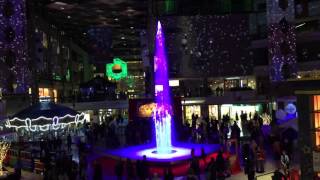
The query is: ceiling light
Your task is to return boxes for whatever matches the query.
[67,15,71,19]
[121,36,125,40]
[114,18,119,21]
[295,22,306,28]
[130,26,134,29]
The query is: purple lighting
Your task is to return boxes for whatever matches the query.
[0,0,30,93]
[153,21,172,154]
[97,21,221,165]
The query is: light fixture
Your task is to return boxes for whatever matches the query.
[67,15,71,19]
[295,22,306,28]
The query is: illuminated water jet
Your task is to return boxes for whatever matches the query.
[153,21,173,154]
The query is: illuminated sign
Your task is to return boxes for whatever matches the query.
[285,103,297,114]
[139,103,157,118]
[106,58,128,80]
[169,80,179,87]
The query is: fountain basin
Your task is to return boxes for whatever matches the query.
[103,143,220,164]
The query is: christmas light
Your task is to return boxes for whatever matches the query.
[0,141,10,176]
[160,15,252,77]
[267,0,297,81]
[5,113,86,132]
[0,0,30,93]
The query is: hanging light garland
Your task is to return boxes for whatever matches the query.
[5,113,86,132]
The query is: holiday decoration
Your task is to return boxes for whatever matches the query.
[106,58,128,80]
[0,141,10,176]
[161,15,252,77]
[267,0,297,81]
[0,0,30,93]
[5,113,86,132]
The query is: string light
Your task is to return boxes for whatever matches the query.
[0,141,10,176]
[0,0,30,93]
[267,0,297,81]
[5,113,86,132]
[161,15,252,76]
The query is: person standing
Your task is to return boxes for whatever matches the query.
[216,150,225,180]
[281,150,290,176]
[67,134,72,152]
[208,158,217,180]
[126,159,135,180]
[190,157,200,179]
[164,168,174,180]
[93,162,103,180]
[115,159,124,180]
[256,146,265,173]
[140,155,149,180]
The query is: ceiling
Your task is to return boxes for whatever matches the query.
[34,0,148,62]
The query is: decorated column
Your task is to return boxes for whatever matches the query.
[267,0,297,81]
[0,0,30,93]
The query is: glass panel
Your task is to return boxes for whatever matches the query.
[184,105,201,124]
[315,113,320,129]
[209,105,218,119]
[314,95,320,111]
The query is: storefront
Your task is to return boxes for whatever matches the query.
[296,91,320,179]
[183,103,263,125]
[81,108,128,124]
[220,104,262,120]
[183,105,201,125]
[38,87,58,102]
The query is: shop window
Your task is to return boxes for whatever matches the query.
[184,105,201,124]
[313,95,320,149]
[209,105,218,120]
[38,88,58,102]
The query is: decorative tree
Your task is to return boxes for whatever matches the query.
[0,141,10,176]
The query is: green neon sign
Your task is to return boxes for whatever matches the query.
[106,58,128,80]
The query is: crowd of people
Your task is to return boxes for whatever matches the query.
[83,111,265,180]
[7,109,295,180]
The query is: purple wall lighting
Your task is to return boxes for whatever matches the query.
[0,0,29,93]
